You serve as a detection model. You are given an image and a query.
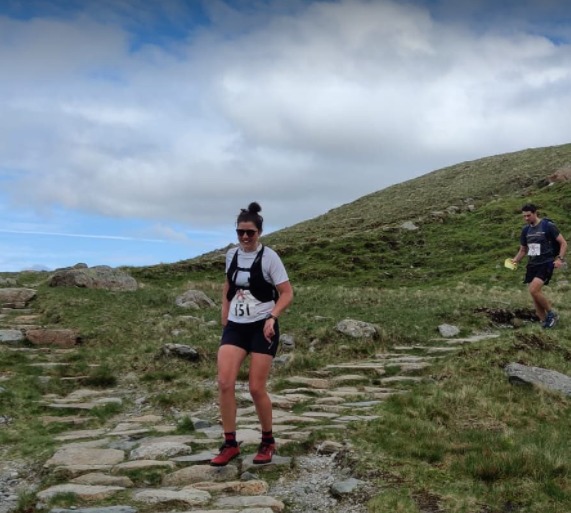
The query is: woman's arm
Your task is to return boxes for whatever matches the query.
[263,281,293,342]
[221,280,230,326]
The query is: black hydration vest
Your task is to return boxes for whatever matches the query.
[226,245,278,302]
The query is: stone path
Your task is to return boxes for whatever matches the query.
[0,292,499,513]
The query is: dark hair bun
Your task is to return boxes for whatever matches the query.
[248,202,262,214]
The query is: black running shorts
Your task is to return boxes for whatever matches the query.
[524,262,554,285]
[220,319,280,357]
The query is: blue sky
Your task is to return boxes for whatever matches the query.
[1,0,570,272]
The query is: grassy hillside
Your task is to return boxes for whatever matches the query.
[1,143,570,513]
[133,143,571,287]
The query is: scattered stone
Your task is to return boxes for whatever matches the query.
[48,266,138,291]
[273,355,292,366]
[330,477,365,497]
[280,334,295,350]
[505,363,571,396]
[0,288,36,308]
[316,441,344,454]
[175,290,216,309]
[400,221,419,231]
[438,324,460,337]
[0,330,25,345]
[158,343,199,361]
[336,319,377,339]
[26,329,80,348]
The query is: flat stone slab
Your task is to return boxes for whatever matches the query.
[433,333,500,345]
[133,488,210,506]
[191,479,269,495]
[374,354,427,362]
[283,376,330,389]
[70,473,134,487]
[330,374,370,384]
[39,415,93,426]
[37,484,125,502]
[0,329,25,344]
[315,396,346,405]
[45,398,123,410]
[333,415,381,423]
[112,460,175,473]
[54,429,108,442]
[214,496,285,512]
[51,507,136,513]
[52,465,113,478]
[163,464,238,486]
[241,454,291,471]
[325,363,386,373]
[341,401,383,408]
[127,414,163,423]
[505,363,571,396]
[310,404,346,413]
[379,376,425,384]
[172,450,217,463]
[276,387,326,396]
[129,440,193,460]
[300,411,339,418]
[394,362,432,372]
[45,448,125,468]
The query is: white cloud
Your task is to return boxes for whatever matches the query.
[1,0,571,234]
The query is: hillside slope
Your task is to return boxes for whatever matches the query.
[133,143,571,287]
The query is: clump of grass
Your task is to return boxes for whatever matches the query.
[151,386,213,410]
[81,365,118,388]
[175,415,195,433]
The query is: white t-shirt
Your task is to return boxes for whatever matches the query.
[226,244,289,323]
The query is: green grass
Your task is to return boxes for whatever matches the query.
[1,142,571,512]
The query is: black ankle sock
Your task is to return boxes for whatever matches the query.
[224,432,238,447]
[262,430,275,445]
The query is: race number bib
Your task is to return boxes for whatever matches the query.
[528,243,541,256]
[230,290,262,319]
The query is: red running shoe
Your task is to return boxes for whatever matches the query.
[210,443,240,466]
[253,442,276,464]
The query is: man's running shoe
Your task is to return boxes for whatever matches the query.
[210,443,240,466]
[543,311,558,329]
[253,442,276,464]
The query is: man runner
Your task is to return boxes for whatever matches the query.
[511,204,567,328]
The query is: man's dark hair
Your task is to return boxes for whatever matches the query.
[521,203,538,213]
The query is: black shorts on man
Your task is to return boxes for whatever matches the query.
[524,262,554,285]
[221,319,280,357]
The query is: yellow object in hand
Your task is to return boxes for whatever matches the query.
[504,258,518,270]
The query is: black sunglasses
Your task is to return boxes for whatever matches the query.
[236,229,258,237]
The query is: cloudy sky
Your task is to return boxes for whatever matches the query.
[1,0,570,272]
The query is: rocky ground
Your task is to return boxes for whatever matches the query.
[1,292,501,513]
